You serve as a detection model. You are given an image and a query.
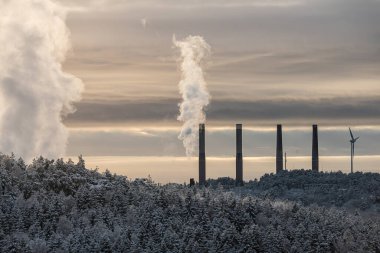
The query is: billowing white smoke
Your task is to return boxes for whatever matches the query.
[173,35,211,156]
[0,0,84,161]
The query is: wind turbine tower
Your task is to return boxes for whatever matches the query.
[349,128,359,174]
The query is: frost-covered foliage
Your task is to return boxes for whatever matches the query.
[240,170,380,212]
[0,154,379,252]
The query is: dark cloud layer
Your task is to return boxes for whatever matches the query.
[66,96,380,126]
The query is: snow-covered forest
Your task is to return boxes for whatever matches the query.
[209,170,380,212]
[0,154,379,252]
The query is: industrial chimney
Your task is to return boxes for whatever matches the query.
[236,124,243,185]
[276,124,283,173]
[199,124,206,185]
[312,124,319,172]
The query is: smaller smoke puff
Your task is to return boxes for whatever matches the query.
[141,18,148,29]
[173,35,211,156]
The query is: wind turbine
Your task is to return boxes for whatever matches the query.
[349,128,359,173]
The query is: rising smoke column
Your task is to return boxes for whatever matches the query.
[173,36,211,156]
[0,0,84,161]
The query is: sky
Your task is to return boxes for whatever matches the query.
[52,0,380,180]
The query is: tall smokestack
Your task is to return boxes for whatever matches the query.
[236,124,243,185]
[199,124,206,185]
[276,124,283,173]
[312,124,319,172]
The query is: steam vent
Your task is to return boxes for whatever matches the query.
[236,124,243,185]
[276,124,284,173]
[199,124,206,185]
[312,124,319,172]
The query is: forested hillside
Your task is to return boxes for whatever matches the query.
[209,170,380,213]
[0,154,379,252]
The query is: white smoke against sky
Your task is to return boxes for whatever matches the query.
[141,18,148,29]
[173,35,211,157]
[0,0,84,161]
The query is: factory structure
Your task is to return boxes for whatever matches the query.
[197,124,320,185]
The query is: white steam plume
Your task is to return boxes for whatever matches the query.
[0,0,84,161]
[173,35,211,156]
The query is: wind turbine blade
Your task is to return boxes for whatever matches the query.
[355,137,360,142]
[353,144,355,157]
[349,128,354,140]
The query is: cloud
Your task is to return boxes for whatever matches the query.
[60,0,303,11]
[65,96,380,127]
[63,0,380,101]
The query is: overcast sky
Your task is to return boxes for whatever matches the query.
[57,0,380,158]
